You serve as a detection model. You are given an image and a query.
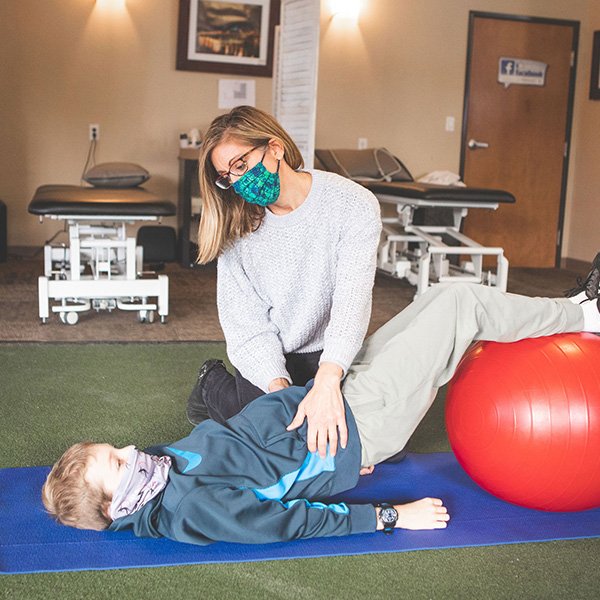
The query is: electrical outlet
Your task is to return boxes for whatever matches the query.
[445,117,455,132]
[358,137,368,149]
[89,124,99,141]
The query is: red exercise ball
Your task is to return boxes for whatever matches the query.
[445,332,600,512]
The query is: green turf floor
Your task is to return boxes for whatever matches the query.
[1,343,599,599]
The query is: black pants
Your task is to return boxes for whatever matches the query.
[202,351,322,425]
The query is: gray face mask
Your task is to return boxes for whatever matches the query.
[109,447,171,520]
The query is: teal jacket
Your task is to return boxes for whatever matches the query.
[108,383,376,545]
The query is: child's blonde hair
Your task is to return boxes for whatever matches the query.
[196,105,304,264]
[42,442,113,531]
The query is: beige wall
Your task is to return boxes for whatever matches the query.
[318,0,597,263]
[566,1,600,262]
[0,0,274,247]
[1,0,598,262]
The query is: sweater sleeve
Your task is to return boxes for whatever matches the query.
[319,188,381,374]
[168,485,377,545]
[217,250,291,391]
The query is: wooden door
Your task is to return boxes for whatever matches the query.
[460,13,578,267]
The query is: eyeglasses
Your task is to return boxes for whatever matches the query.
[215,145,263,190]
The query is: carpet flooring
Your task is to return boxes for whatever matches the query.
[0,256,582,342]
[1,256,598,599]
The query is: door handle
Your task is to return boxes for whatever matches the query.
[468,138,489,150]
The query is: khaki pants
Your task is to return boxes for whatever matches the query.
[342,283,584,468]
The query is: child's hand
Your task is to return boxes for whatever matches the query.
[394,498,449,530]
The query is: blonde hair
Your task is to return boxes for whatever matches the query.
[196,106,304,264]
[42,442,113,531]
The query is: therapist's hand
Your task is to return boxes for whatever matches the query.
[268,377,290,393]
[287,362,346,458]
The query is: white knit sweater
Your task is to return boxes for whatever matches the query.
[216,169,382,392]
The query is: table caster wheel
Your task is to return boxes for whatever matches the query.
[60,311,79,325]
[137,310,155,323]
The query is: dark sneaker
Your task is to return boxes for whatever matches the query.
[186,359,224,426]
[565,252,600,303]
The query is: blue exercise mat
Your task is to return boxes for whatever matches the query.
[2,453,600,574]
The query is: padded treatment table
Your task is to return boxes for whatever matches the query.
[29,185,177,324]
[365,181,515,295]
[315,149,516,297]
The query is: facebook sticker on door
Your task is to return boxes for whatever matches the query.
[498,57,548,89]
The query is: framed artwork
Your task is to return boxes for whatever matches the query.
[176,0,280,77]
[590,31,600,100]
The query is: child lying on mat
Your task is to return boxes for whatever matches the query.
[43,256,600,545]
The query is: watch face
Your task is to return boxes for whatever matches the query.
[380,507,398,524]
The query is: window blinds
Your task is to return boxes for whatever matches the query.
[272,0,320,170]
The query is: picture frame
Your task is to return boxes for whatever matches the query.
[589,30,600,100]
[176,0,280,77]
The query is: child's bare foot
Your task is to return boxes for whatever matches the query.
[359,465,375,476]
[394,497,449,530]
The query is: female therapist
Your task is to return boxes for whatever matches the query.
[187,106,382,458]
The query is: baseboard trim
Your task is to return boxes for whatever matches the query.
[5,246,593,274]
[7,246,39,258]
[561,257,590,272]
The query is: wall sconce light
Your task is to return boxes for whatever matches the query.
[95,0,126,8]
[330,0,362,21]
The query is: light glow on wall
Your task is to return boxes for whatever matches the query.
[94,0,127,11]
[330,0,362,21]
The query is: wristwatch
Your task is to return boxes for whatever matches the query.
[377,502,398,534]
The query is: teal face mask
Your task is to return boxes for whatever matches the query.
[232,155,281,207]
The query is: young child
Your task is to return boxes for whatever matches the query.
[43,256,600,545]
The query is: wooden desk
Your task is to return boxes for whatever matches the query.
[178,147,201,267]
